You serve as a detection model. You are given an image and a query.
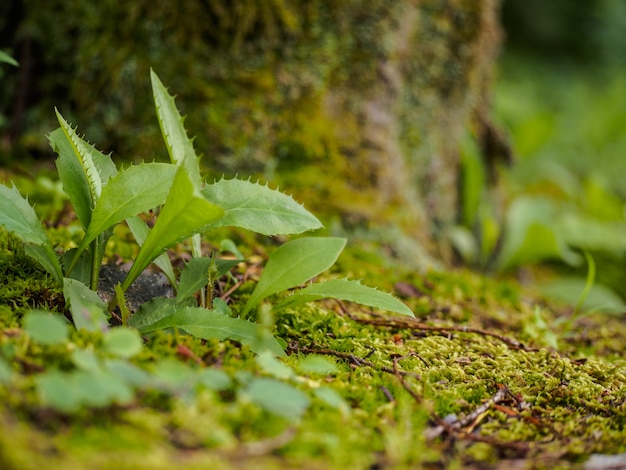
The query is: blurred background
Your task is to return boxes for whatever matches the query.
[1,0,625,313]
[490,0,626,312]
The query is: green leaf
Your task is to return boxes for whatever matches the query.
[274,278,414,317]
[24,243,63,284]
[126,216,177,289]
[149,358,195,392]
[256,351,295,380]
[541,278,626,315]
[242,237,346,316]
[497,196,581,270]
[23,311,69,346]
[298,355,338,375]
[103,328,143,358]
[62,248,92,285]
[0,359,13,385]
[71,349,101,372]
[0,184,49,245]
[176,256,241,303]
[0,184,62,282]
[314,387,350,413]
[63,278,108,332]
[150,69,202,187]
[50,127,116,228]
[203,179,323,235]
[244,377,310,421]
[54,110,108,207]
[74,369,134,407]
[133,305,285,357]
[104,359,152,388]
[128,297,182,331]
[0,51,18,66]
[37,370,81,413]
[115,283,131,326]
[75,163,177,257]
[197,369,232,391]
[122,167,224,292]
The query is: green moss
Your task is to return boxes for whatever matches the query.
[1,194,626,468]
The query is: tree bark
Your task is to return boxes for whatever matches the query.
[3,0,503,266]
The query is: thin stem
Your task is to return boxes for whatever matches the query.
[90,237,100,291]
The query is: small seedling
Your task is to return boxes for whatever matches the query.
[0,70,413,357]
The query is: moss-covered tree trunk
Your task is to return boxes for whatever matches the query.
[2,0,502,264]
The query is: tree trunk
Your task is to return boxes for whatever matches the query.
[3,0,503,266]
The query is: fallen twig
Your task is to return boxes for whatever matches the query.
[287,343,421,379]
[333,300,533,351]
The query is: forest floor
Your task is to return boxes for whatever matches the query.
[0,174,625,470]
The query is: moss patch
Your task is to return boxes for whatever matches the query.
[1,225,625,469]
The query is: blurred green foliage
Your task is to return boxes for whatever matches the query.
[444,2,626,311]
[454,52,626,309]
[495,61,626,306]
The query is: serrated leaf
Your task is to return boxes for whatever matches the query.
[63,277,109,332]
[202,179,322,235]
[176,256,241,302]
[133,305,285,357]
[274,278,414,317]
[54,110,107,207]
[50,126,117,228]
[0,184,53,245]
[24,243,63,283]
[244,377,310,421]
[122,167,224,292]
[74,163,177,258]
[0,184,62,282]
[150,69,202,187]
[23,311,69,346]
[242,237,346,316]
[128,297,182,331]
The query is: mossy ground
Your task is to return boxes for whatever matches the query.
[0,169,625,469]
[1,215,625,470]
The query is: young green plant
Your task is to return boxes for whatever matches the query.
[0,70,413,357]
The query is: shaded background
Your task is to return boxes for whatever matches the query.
[1,0,625,309]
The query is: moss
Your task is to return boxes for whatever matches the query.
[2,188,626,467]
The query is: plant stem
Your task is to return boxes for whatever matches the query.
[90,238,100,291]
